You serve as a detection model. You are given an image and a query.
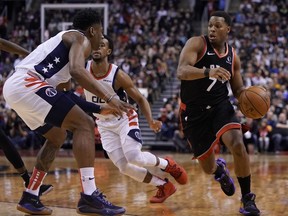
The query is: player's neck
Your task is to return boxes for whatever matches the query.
[211,42,226,55]
[91,60,110,77]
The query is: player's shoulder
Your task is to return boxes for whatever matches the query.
[184,35,206,52]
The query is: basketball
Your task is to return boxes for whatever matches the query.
[238,86,270,119]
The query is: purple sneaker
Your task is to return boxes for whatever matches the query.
[215,158,235,196]
[77,189,125,215]
[239,193,260,216]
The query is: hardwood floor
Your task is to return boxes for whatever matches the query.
[0,150,287,216]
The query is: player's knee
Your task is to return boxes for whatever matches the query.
[231,140,246,157]
[118,162,132,176]
[125,151,143,166]
[73,114,94,132]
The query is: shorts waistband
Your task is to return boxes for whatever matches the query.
[180,102,212,112]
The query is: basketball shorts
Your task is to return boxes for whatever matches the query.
[180,99,241,160]
[3,71,75,130]
[96,109,142,153]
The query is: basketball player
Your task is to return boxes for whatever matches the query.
[177,11,260,216]
[84,35,188,203]
[0,38,53,196]
[3,9,132,215]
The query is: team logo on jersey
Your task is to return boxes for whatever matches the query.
[226,56,232,64]
[128,129,142,144]
[207,51,215,55]
[45,87,57,97]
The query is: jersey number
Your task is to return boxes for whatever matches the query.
[206,77,217,92]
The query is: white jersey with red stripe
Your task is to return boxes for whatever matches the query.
[14,30,80,87]
[3,30,81,130]
[84,60,141,153]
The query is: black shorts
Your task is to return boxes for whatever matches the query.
[180,100,241,160]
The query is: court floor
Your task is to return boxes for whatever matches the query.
[0,150,287,216]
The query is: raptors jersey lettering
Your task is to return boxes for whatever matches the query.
[180,35,235,107]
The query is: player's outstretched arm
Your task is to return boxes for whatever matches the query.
[0,38,29,56]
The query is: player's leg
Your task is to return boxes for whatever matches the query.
[59,107,125,215]
[197,149,235,196]
[0,129,28,182]
[222,129,260,216]
[17,126,66,215]
[0,128,53,196]
[118,123,188,185]
[107,145,176,203]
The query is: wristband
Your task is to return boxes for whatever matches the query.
[204,68,210,77]
[106,93,117,103]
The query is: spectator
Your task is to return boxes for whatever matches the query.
[257,118,272,153]
[272,112,288,153]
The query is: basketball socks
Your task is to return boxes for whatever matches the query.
[26,167,47,196]
[237,175,251,196]
[156,157,168,170]
[150,176,166,186]
[20,170,30,187]
[213,164,224,179]
[80,167,97,195]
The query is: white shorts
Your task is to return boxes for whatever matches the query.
[96,109,142,153]
[3,70,74,130]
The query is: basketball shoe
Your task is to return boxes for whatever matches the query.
[77,189,126,215]
[39,184,53,196]
[24,182,53,196]
[17,191,52,215]
[239,193,260,216]
[215,158,235,196]
[150,178,177,203]
[163,156,188,184]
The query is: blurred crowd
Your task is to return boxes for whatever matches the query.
[0,0,287,154]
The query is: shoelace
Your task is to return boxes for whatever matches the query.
[168,164,182,178]
[155,186,165,198]
[98,192,113,206]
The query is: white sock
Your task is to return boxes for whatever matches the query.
[79,167,97,195]
[150,176,166,186]
[157,158,168,170]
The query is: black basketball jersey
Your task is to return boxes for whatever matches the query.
[180,35,235,107]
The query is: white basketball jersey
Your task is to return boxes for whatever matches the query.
[84,60,122,119]
[15,30,80,87]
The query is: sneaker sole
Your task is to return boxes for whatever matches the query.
[239,208,260,216]
[17,204,52,215]
[76,207,126,216]
[150,187,177,203]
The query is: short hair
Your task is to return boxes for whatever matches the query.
[103,34,114,55]
[73,9,102,31]
[210,11,232,26]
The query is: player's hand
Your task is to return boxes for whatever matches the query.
[99,104,118,116]
[209,67,231,82]
[108,97,136,117]
[149,120,162,133]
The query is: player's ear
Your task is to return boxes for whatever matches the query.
[89,26,95,37]
[227,26,231,34]
[107,48,112,56]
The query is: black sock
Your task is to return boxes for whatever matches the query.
[20,170,30,187]
[213,164,224,179]
[237,175,251,197]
